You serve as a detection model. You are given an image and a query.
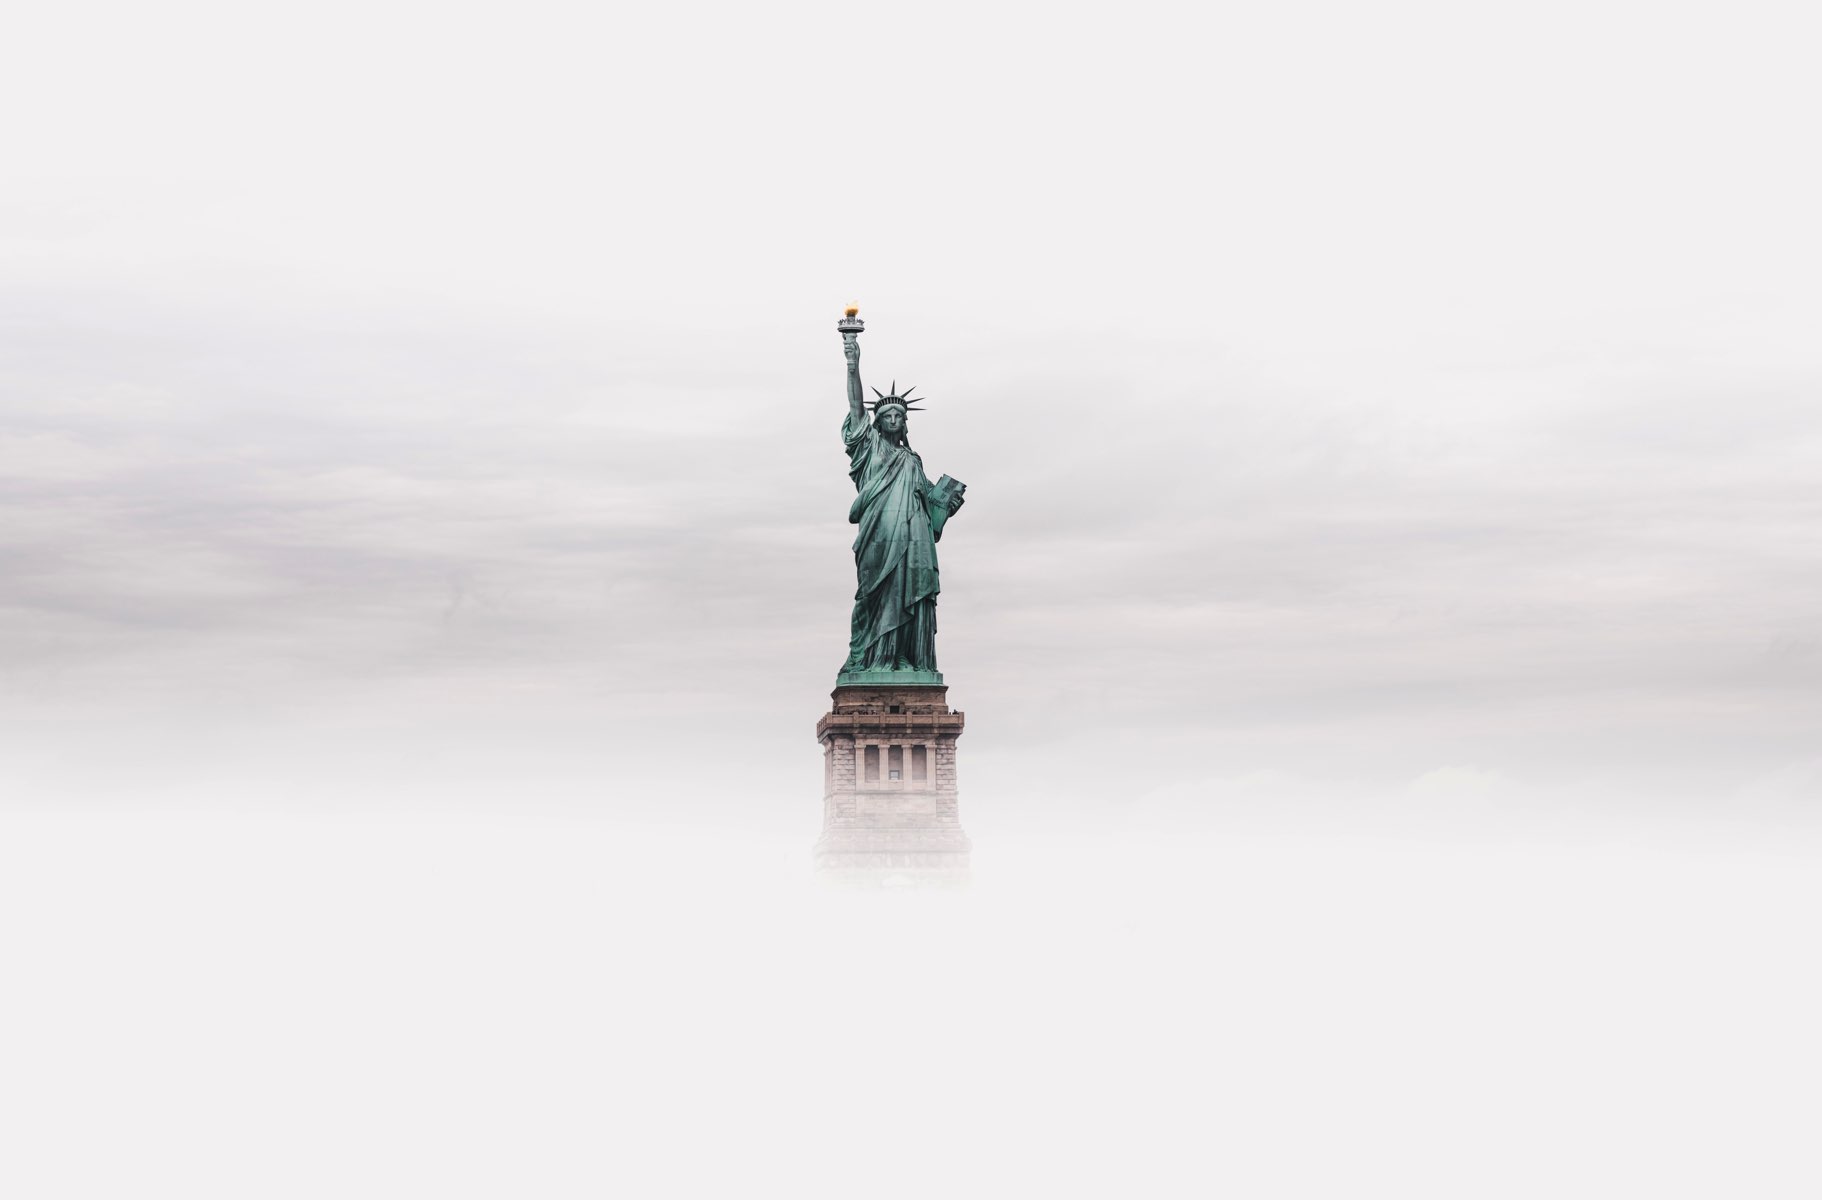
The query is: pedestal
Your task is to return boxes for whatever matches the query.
[813,683,970,885]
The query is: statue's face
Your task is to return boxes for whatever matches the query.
[877,408,905,435]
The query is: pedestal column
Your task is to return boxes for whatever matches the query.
[813,683,970,883]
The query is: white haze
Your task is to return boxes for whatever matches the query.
[3,1,1820,1195]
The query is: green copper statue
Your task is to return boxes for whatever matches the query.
[837,307,966,686]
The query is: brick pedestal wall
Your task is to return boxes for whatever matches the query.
[813,684,970,881]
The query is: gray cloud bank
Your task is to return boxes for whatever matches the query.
[2,281,1816,833]
[3,1,1819,835]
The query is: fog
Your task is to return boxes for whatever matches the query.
[4,0,1820,1194]
[5,812,1817,1196]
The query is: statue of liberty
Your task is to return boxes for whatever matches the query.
[837,307,966,685]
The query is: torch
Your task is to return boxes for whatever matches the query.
[837,304,864,343]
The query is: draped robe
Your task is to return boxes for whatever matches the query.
[843,407,942,672]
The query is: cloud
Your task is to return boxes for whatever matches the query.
[4,2,1820,817]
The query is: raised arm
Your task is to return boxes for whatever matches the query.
[843,332,864,420]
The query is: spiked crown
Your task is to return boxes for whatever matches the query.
[868,381,925,414]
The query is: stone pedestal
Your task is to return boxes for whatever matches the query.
[813,684,970,884]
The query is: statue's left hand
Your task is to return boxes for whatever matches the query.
[947,492,966,514]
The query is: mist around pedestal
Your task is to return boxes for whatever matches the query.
[4,1,1822,1195]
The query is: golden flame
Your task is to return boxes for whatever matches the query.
[844,305,860,318]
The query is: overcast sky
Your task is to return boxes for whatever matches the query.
[3,0,1819,829]
[8,6,1822,1196]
